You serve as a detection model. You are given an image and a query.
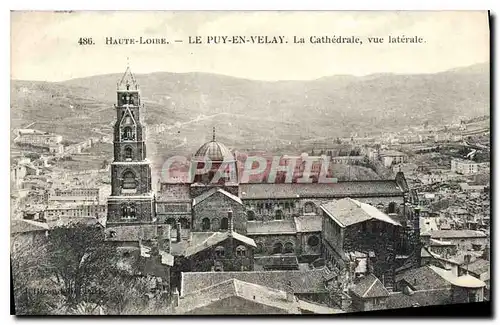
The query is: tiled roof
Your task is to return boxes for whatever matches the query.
[297,299,346,314]
[11,219,49,234]
[105,224,158,242]
[428,265,486,288]
[461,258,489,275]
[247,220,297,235]
[176,278,301,314]
[181,268,329,296]
[321,198,401,227]
[349,274,390,298]
[395,266,451,291]
[239,181,403,200]
[193,140,234,162]
[385,289,452,310]
[192,188,242,206]
[183,231,256,257]
[429,230,487,239]
[294,215,322,233]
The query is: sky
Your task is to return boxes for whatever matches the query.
[11,11,490,81]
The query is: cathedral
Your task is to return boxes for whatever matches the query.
[105,66,420,294]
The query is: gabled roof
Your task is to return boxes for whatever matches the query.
[183,231,256,257]
[429,230,487,239]
[321,198,401,228]
[460,258,489,275]
[176,278,301,314]
[349,274,390,298]
[395,266,451,291]
[428,265,486,288]
[11,219,49,234]
[192,188,242,206]
[181,268,330,296]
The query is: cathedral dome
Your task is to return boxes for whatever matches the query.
[193,127,234,162]
[194,140,234,162]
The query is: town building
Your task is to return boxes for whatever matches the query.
[451,158,480,175]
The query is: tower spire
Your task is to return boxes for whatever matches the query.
[212,126,216,142]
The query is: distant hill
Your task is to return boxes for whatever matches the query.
[11,63,490,163]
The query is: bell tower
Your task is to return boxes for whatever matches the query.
[107,64,154,226]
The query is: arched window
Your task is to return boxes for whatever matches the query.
[124,147,133,160]
[388,202,397,214]
[284,242,294,254]
[247,210,256,221]
[202,218,211,231]
[272,242,283,254]
[179,217,189,229]
[214,261,223,272]
[165,218,176,226]
[121,204,136,219]
[121,126,135,141]
[236,245,247,257]
[304,202,316,214]
[275,210,283,220]
[122,171,137,189]
[255,242,264,254]
[220,217,229,230]
[215,246,225,257]
[308,235,320,247]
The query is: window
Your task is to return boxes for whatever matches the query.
[179,217,189,229]
[275,209,283,220]
[124,147,133,160]
[121,205,136,219]
[272,242,283,254]
[304,202,316,213]
[202,218,211,231]
[109,230,116,238]
[215,246,225,257]
[308,235,320,247]
[256,242,264,254]
[122,171,137,189]
[220,217,229,230]
[284,242,294,254]
[236,245,247,257]
[388,202,397,214]
[247,210,256,221]
[166,218,175,226]
[121,126,135,141]
[123,252,131,258]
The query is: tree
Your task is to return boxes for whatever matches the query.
[42,224,119,308]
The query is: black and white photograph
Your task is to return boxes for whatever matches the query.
[9,10,491,316]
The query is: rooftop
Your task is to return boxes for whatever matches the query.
[183,231,256,257]
[429,229,487,239]
[176,278,301,315]
[395,266,451,291]
[294,215,322,233]
[181,268,330,296]
[247,220,297,235]
[239,181,404,200]
[428,265,486,288]
[349,274,390,298]
[321,198,401,228]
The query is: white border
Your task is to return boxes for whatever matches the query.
[3,1,498,324]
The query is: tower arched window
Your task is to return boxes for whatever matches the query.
[122,126,135,141]
[220,217,229,230]
[202,218,211,231]
[272,242,283,254]
[179,217,190,229]
[236,245,247,257]
[124,147,133,161]
[284,242,294,254]
[121,204,136,219]
[122,171,137,189]
[275,209,283,220]
[247,210,256,221]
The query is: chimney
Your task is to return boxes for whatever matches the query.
[284,281,295,302]
[176,222,182,243]
[172,287,180,308]
[228,210,234,233]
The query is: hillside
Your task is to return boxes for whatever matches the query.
[11,63,490,164]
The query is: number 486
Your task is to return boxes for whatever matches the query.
[78,38,94,45]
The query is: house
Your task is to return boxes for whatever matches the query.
[320,198,402,289]
[379,150,408,168]
[429,230,488,251]
[348,274,390,312]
